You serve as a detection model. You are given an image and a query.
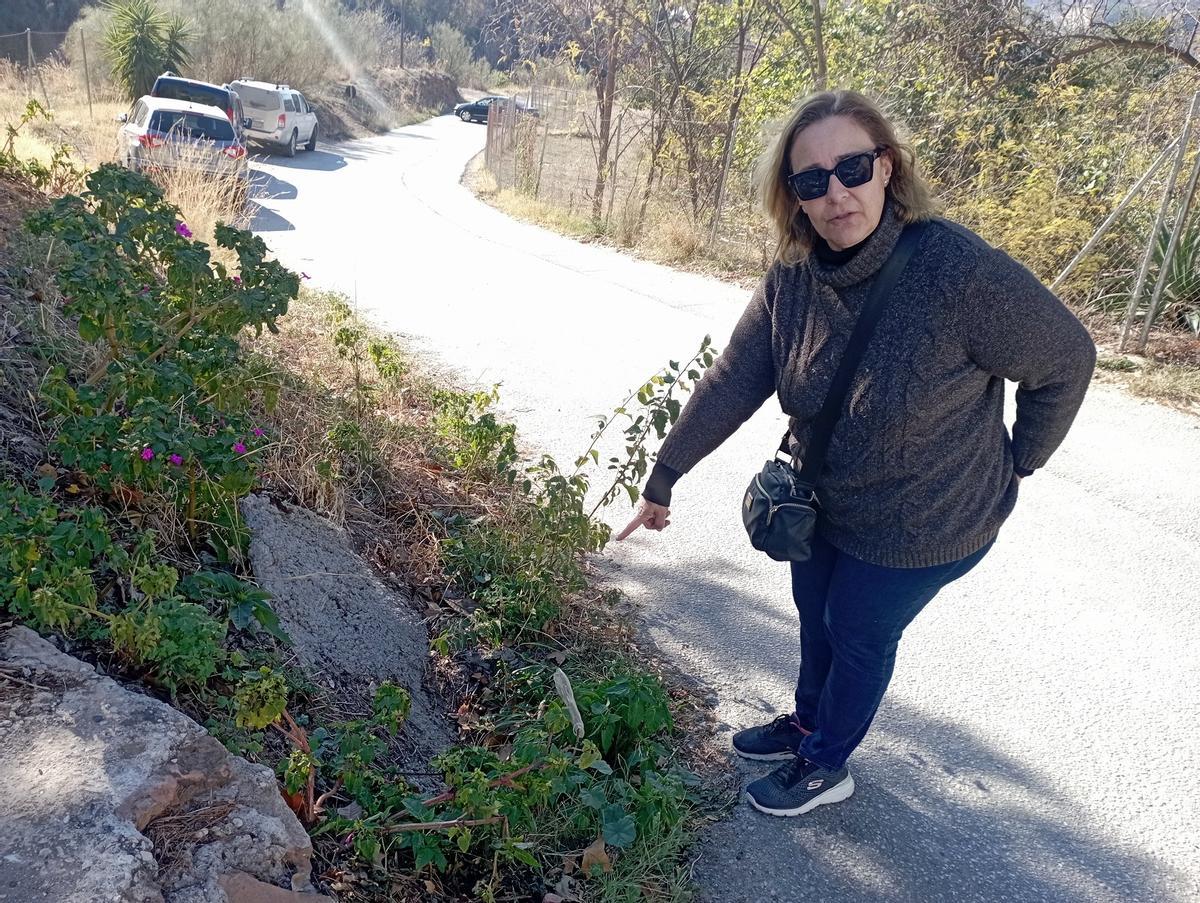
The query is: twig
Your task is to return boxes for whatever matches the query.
[0,667,49,691]
[382,815,505,834]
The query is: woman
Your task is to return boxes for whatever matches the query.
[617,90,1096,818]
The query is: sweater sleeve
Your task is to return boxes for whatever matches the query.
[653,269,780,478]
[963,248,1096,473]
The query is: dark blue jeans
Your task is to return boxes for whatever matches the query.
[792,533,993,770]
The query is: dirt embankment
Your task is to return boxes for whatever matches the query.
[309,68,462,141]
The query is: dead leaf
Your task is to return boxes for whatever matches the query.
[548,650,567,665]
[36,463,56,479]
[543,895,565,903]
[424,879,438,894]
[562,854,578,875]
[281,788,306,819]
[581,835,612,875]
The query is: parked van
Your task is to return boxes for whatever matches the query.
[229,79,319,157]
[151,72,246,137]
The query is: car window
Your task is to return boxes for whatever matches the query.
[154,79,227,110]
[235,83,282,112]
[148,110,235,141]
[291,93,305,113]
[283,95,297,113]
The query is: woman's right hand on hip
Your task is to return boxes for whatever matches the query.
[616,500,671,540]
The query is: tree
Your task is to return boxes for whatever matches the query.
[103,0,191,100]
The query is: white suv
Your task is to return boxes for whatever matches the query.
[229,79,318,157]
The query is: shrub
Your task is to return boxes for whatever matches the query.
[27,164,298,560]
[103,0,192,100]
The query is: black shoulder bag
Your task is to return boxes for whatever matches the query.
[741,222,927,562]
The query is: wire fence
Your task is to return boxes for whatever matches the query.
[485,82,1200,351]
[0,27,107,109]
[483,85,776,271]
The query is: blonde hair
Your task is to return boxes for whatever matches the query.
[758,90,940,265]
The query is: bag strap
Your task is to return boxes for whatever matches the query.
[787,221,929,486]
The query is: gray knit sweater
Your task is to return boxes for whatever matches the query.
[651,203,1096,568]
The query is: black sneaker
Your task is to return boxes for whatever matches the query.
[731,714,811,761]
[745,755,854,817]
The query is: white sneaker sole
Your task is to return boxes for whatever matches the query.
[732,744,797,762]
[746,773,855,817]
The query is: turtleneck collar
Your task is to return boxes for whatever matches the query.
[807,200,904,289]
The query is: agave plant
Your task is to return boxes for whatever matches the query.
[104,0,192,100]
[1151,214,1200,335]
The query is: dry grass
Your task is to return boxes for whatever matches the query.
[1,60,125,170]
[244,290,452,591]
[1096,353,1200,411]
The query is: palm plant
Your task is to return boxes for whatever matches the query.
[104,0,192,100]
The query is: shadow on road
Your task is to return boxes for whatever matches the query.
[247,203,293,233]
[254,149,349,172]
[248,170,297,201]
[613,556,1189,903]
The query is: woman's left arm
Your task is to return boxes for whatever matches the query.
[963,248,1097,476]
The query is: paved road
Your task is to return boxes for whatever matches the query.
[250,117,1200,902]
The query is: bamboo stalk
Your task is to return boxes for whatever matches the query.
[1136,139,1200,351]
[1120,92,1200,350]
[1051,139,1178,291]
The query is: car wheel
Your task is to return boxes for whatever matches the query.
[304,124,318,151]
[459,110,472,122]
[285,130,297,158]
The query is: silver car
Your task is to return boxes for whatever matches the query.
[229,79,318,157]
[117,96,248,179]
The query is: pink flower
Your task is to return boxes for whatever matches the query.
[140,447,155,461]
[232,275,242,285]
[139,284,150,296]
[175,222,193,238]
[169,454,183,466]
[252,427,265,437]
[232,442,247,455]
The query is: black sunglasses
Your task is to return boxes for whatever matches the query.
[788,147,886,201]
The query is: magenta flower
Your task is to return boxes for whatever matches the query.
[232,442,247,455]
[139,284,150,296]
[140,447,155,461]
[175,222,193,238]
[169,454,183,466]
[232,275,242,285]
[252,427,265,437]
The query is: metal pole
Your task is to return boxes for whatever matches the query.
[1120,92,1200,351]
[399,0,406,68]
[25,28,33,97]
[81,31,94,121]
[1136,141,1200,352]
[1051,139,1178,291]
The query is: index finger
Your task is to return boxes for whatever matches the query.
[614,514,648,541]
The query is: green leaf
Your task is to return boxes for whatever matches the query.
[601,803,636,848]
[78,317,101,342]
[250,600,291,643]
[579,786,606,809]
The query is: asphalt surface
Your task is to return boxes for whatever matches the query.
[250,116,1200,902]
